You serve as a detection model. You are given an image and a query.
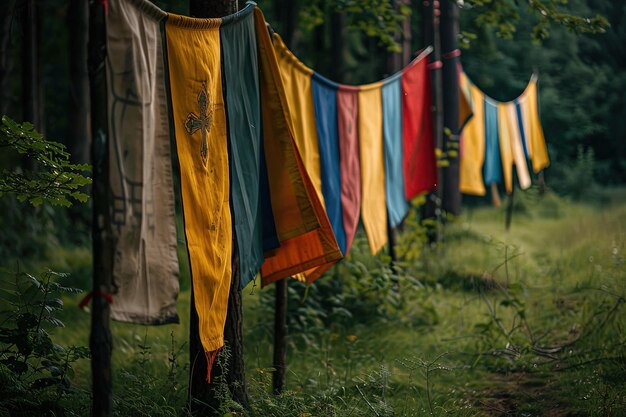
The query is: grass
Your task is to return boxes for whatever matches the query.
[4,187,626,416]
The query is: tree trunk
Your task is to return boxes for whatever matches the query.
[400,0,411,69]
[386,3,407,275]
[21,0,43,133]
[272,4,298,395]
[68,0,91,164]
[186,1,249,415]
[441,0,462,216]
[0,0,16,117]
[422,0,444,245]
[329,12,344,82]
[274,0,297,51]
[88,0,113,416]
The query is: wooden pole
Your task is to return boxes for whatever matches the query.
[441,0,462,216]
[272,278,288,394]
[505,186,515,231]
[490,183,502,208]
[88,0,113,415]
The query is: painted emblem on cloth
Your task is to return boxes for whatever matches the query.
[184,81,214,166]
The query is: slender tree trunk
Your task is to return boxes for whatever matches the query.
[441,0,461,216]
[68,0,92,164]
[274,0,297,51]
[386,2,408,275]
[400,0,411,69]
[269,16,300,395]
[329,12,344,82]
[187,1,249,415]
[21,0,43,132]
[422,0,444,245]
[88,0,113,416]
[0,0,16,116]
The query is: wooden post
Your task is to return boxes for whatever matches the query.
[490,182,502,208]
[272,278,288,394]
[441,0,462,216]
[505,186,515,231]
[88,0,113,416]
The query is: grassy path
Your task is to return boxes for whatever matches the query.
[42,190,626,415]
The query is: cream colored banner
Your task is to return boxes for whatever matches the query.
[106,0,179,324]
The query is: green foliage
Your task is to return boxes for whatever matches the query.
[113,331,187,417]
[0,115,91,207]
[550,145,604,201]
[253,228,418,353]
[463,0,608,42]
[300,0,407,52]
[0,269,89,417]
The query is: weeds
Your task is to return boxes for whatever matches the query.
[0,268,89,417]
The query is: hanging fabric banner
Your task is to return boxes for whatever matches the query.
[358,83,388,254]
[336,87,361,255]
[483,97,502,186]
[253,8,342,286]
[220,4,278,289]
[106,0,179,325]
[517,79,550,173]
[164,9,233,363]
[401,54,437,200]
[458,73,486,196]
[312,75,347,254]
[382,75,409,228]
[498,102,531,193]
[274,41,325,205]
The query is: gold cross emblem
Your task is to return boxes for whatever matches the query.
[184,81,214,166]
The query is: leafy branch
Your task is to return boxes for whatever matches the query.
[300,0,410,52]
[462,0,609,44]
[0,115,91,207]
